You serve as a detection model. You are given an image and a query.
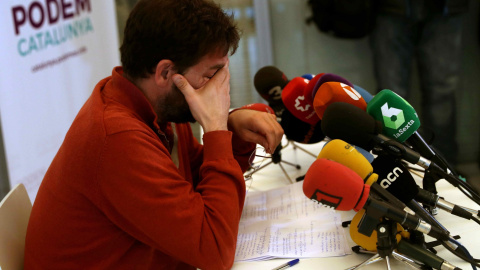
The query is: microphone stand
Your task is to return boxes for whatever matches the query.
[244,143,301,184]
[347,220,424,270]
[284,140,319,182]
[287,140,317,158]
[423,170,440,215]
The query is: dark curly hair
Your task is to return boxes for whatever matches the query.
[120,0,240,79]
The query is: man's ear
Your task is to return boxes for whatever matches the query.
[154,59,175,87]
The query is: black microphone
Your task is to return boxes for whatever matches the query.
[280,108,325,144]
[253,66,288,117]
[373,155,480,221]
[396,238,461,270]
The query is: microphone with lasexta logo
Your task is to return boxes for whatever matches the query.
[366,89,456,175]
[366,90,479,204]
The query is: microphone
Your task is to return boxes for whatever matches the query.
[322,102,480,206]
[280,108,325,144]
[253,66,288,116]
[349,208,404,252]
[396,238,461,270]
[313,81,367,119]
[303,158,450,240]
[303,73,325,106]
[366,89,422,144]
[318,139,378,185]
[311,73,354,101]
[373,155,480,220]
[301,73,316,80]
[321,102,382,151]
[352,84,373,103]
[350,211,460,270]
[318,139,451,232]
[281,77,320,125]
[366,89,457,175]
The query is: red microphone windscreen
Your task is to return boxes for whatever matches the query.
[313,82,367,119]
[281,77,320,125]
[303,73,325,106]
[303,158,370,211]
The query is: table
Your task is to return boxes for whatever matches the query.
[232,140,480,270]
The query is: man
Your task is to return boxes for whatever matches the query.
[369,0,468,166]
[24,0,283,269]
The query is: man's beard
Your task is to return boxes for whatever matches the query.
[156,83,196,124]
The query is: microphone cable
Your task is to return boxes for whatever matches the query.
[440,237,479,270]
[401,158,480,207]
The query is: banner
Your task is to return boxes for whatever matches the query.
[0,0,120,201]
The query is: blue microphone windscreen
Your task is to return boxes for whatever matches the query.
[302,73,315,80]
[353,84,373,103]
[354,146,375,163]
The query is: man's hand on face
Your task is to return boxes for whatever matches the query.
[172,61,230,133]
[227,109,284,154]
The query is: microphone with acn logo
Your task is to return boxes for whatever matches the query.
[373,155,480,223]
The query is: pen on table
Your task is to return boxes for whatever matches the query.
[271,258,300,270]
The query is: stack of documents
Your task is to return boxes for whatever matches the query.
[234,181,351,261]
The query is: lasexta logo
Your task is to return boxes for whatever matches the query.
[381,102,405,129]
